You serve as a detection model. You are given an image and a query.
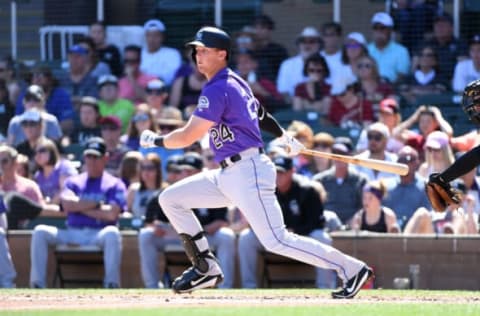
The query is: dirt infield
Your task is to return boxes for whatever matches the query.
[2,290,480,310]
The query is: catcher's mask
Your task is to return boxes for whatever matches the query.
[462,79,480,124]
[186,26,231,64]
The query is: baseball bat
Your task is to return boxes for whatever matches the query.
[300,149,409,176]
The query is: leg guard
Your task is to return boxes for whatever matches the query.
[179,232,214,274]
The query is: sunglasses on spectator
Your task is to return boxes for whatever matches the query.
[308,68,325,74]
[21,120,40,127]
[373,25,388,31]
[345,43,362,49]
[84,154,102,160]
[367,133,384,141]
[133,113,150,123]
[140,164,156,171]
[420,52,435,58]
[427,147,441,152]
[124,58,139,64]
[158,124,177,131]
[357,63,373,69]
[398,156,417,163]
[300,39,319,44]
[0,157,10,165]
[101,125,120,131]
[35,147,49,154]
[146,88,165,95]
[24,96,41,103]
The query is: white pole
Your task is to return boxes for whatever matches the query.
[333,0,340,22]
[11,1,17,59]
[215,0,222,27]
[453,0,460,38]
[97,0,104,21]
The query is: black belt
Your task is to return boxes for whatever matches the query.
[220,148,264,169]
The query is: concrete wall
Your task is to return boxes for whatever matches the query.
[8,230,480,290]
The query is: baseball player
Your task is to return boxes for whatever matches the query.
[140,26,372,298]
[426,79,480,209]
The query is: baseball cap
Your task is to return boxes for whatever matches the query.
[379,98,399,114]
[346,32,367,46]
[371,12,394,28]
[186,26,231,52]
[157,106,185,126]
[84,137,106,157]
[179,152,204,171]
[143,19,166,32]
[397,145,419,163]
[297,26,321,40]
[79,96,99,109]
[469,34,480,46]
[68,45,89,55]
[97,74,118,88]
[24,85,45,102]
[146,79,167,92]
[424,131,449,150]
[273,155,293,172]
[332,136,353,155]
[20,109,42,123]
[367,122,390,139]
[166,154,183,172]
[99,115,122,129]
[434,12,453,24]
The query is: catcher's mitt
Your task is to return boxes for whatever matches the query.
[425,173,462,212]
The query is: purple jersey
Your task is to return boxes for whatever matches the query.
[61,171,127,228]
[34,159,78,200]
[193,68,263,162]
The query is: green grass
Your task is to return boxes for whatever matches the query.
[1,289,479,316]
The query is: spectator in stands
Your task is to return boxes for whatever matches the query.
[97,74,135,133]
[140,19,181,86]
[356,98,404,153]
[327,77,374,128]
[118,45,156,105]
[313,137,368,225]
[15,110,50,160]
[398,45,449,105]
[404,179,477,235]
[286,120,316,178]
[340,32,369,81]
[99,115,129,176]
[15,153,30,178]
[234,49,284,113]
[0,194,15,288]
[293,54,331,114]
[122,103,157,151]
[59,44,99,108]
[418,130,454,178]
[139,152,236,289]
[89,21,123,77]
[252,14,288,81]
[413,12,467,82]
[76,36,112,78]
[311,132,335,174]
[145,79,170,118]
[117,150,143,189]
[0,78,13,141]
[30,137,127,288]
[0,145,62,230]
[452,34,480,93]
[233,25,256,53]
[354,122,399,182]
[68,96,101,146]
[33,138,78,205]
[126,153,164,219]
[238,154,336,288]
[277,26,322,101]
[320,22,343,84]
[356,55,395,116]
[7,85,62,147]
[392,105,453,160]
[16,66,76,136]
[169,57,207,111]
[0,55,20,106]
[383,145,430,229]
[350,179,399,233]
[163,154,184,185]
[368,12,410,83]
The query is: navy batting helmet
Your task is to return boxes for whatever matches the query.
[462,79,480,124]
[186,26,231,63]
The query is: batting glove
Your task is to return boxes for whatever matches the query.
[140,130,159,148]
[280,131,305,156]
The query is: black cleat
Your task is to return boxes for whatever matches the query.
[172,266,224,294]
[331,266,373,299]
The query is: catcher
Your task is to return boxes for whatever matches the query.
[425,79,480,212]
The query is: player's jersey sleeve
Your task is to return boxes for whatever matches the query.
[193,83,226,123]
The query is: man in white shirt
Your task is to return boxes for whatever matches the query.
[140,19,182,86]
[276,26,322,101]
[452,34,480,93]
[320,22,343,84]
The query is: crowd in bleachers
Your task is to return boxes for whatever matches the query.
[1,9,480,289]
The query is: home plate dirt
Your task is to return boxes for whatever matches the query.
[1,291,480,310]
